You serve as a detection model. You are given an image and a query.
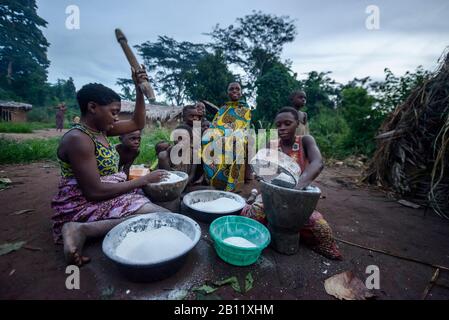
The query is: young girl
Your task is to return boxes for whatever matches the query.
[242,107,342,260]
[289,90,309,135]
[115,130,142,177]
[51,68,169,267]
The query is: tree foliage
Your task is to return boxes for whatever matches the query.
[0,0,50,105]
[309,109,350,159]
[209,11,297,95]
[184,51,235,106]
[370,66,431,113]
[253,62,299,125]
[339,86,382,155]
[136,36,208,105]
[299,71,338,119]
[116,78,135,101]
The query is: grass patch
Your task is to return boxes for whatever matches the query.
[0,122,55,133]
[135,128,171,165]
[0,137,59,164]
[0,128,171,165]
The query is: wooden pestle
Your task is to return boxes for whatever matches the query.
[115,28,155,102]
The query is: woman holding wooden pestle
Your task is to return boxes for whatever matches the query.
[51,67,169,267]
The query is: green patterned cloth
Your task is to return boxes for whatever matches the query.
[58,125,120,178]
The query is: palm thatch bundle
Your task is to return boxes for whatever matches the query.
[365,49,449,219]
[120,100,183,121]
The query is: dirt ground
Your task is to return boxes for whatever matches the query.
[1,161,449,300]
[0,129,68,141]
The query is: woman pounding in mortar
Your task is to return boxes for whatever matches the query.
[242,107,342,260]
[51,68,170,267]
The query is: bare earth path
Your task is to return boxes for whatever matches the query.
[0,129,68,141]
[1,162,449,299]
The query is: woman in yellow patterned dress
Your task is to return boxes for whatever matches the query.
[202,82,251,192]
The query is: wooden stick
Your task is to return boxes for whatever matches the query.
[422,268,440,300]
[336,238,449,272]
[23,245,43,252]
[434,283,449,290]
[115,28,155,102]
[202,100,220,117]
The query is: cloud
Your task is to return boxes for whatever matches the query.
[36,0,449,98]
[285,31,448,83]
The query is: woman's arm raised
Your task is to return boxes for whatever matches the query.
[295,135,324,190]
[106,67,148,136]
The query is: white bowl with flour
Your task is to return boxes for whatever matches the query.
[102,212,201,282]
[142,171,189,202]
[182,190,246,223]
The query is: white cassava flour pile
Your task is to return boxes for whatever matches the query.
[190,197,242,213]
[154,172,184,184]
[223,236,257,248]
[115,226,192,263]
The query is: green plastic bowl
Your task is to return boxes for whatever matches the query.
[209,216,271,266]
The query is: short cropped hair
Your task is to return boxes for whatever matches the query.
[276,106,299,121]
[76,83,121,115]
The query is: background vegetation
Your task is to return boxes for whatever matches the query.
[0,3,431,163]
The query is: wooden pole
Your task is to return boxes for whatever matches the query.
[115,28,155,102]
[422,268,440,300]
[336,238,449,272]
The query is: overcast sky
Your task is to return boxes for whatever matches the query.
[36,0,449,101]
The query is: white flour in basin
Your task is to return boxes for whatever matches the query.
[115,226,192,263]
[154,172,184,184]
[190,197,242,213]
[223,236,257,248]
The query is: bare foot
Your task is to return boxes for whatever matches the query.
[62,222,91,267]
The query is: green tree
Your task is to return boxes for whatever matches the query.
[136,36,207,105]
[184,51,235,106]
[370,66,431,113]
[300,71,338,119]
[0,0,50,105]
[45,78,76,105]
[309,109,350,159]
[253,62,299,125]
[116,78,135,101]
[63,77,76,101]
[339,87,382,155]
[209,11,297,96]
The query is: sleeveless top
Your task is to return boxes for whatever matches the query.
[278,135,309,172]
[58,125,120,178]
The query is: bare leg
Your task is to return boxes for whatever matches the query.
[62,203,170,266]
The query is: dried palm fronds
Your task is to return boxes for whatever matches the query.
[365,48,449,219]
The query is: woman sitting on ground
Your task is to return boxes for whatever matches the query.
[158,124,209,192]
[51,68,169,267]
[242,107,342,260]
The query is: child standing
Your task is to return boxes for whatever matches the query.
[182,104,202,127]
[289,90,309,135]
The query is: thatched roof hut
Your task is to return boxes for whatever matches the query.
[365,49,449,218]
[0,100,33,122]
[119,101,183,123]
